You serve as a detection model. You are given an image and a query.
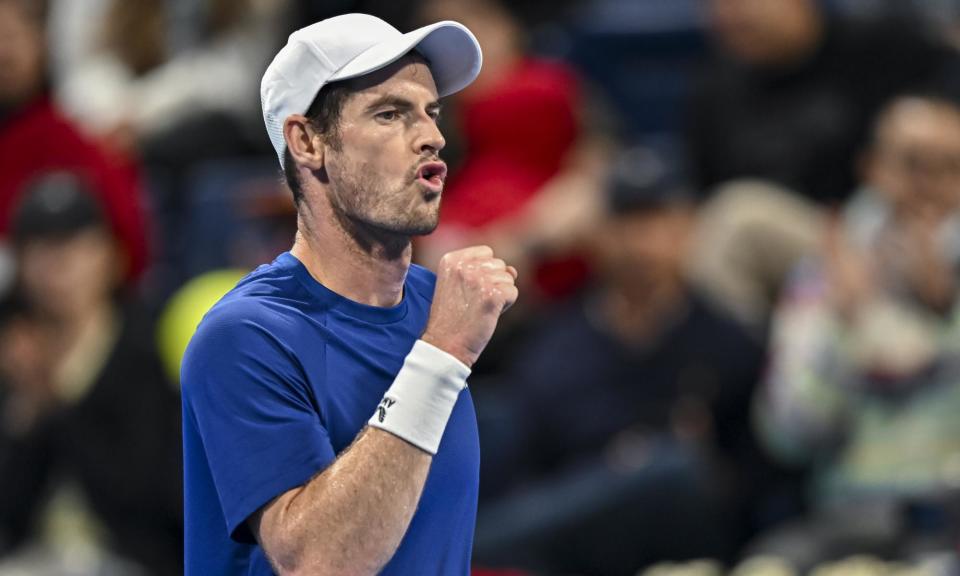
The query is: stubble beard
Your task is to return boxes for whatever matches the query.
[327,160,441,259]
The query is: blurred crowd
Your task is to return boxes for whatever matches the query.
[1,0,960,574]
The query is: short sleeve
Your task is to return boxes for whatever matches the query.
[181,299,336,543]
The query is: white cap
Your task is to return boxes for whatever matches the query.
[261,13,483,167]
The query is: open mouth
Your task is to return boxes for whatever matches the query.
[416,161,447,193]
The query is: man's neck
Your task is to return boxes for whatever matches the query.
[290,207,412,308]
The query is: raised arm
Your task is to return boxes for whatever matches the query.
[251,246,518,575]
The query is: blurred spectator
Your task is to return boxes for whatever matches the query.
[754,92,960,570]
[415,0,613,304]
[0,0,149,286]
[689,0,956,205]
[0,173,181,574]
[48,0,292,301]
[473,148,773,574]
[52,0,286,155]
[686,0,959,330]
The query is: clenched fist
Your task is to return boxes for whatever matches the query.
[421,246,519,367]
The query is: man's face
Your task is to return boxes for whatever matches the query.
[321,56,446,237]
[19,229,117,321]
[594,205,694,297]
[867,98,960,222]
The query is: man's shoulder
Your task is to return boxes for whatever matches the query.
[192,260,434,342]
[181,262,316,394]
[194,259,309,339]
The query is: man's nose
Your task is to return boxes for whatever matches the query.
[415,118,446,155]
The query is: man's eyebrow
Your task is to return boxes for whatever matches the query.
[364,95,442,113]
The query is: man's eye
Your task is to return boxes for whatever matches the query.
[376,110,399,121]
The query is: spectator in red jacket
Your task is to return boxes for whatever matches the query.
[0,171,181,574]
[0,0,149,286]
[415,0,613,304]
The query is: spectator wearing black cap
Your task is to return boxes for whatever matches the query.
[0,0,150,288]
[472,148,776,575]
[0,172,181,574]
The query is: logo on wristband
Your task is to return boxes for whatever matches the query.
[377,397,397,423]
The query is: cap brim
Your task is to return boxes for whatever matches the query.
[329,20,482,98]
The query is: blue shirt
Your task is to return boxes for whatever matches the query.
[181,252,479,575]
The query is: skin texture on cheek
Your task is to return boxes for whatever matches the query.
[325,141,435,237]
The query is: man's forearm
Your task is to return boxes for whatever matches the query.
[254,427,431,576]
[253,339,472,575]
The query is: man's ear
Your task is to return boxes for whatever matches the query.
[284,115,325,171]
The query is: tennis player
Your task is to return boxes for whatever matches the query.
[181,13,517,575]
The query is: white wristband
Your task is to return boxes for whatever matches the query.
[368,339,471,455]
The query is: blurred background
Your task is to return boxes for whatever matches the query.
[2,0,960,574]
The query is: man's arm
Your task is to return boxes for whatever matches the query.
[251,246,518,576]
[250,427,430,576]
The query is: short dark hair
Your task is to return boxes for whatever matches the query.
[283,80,355,205]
